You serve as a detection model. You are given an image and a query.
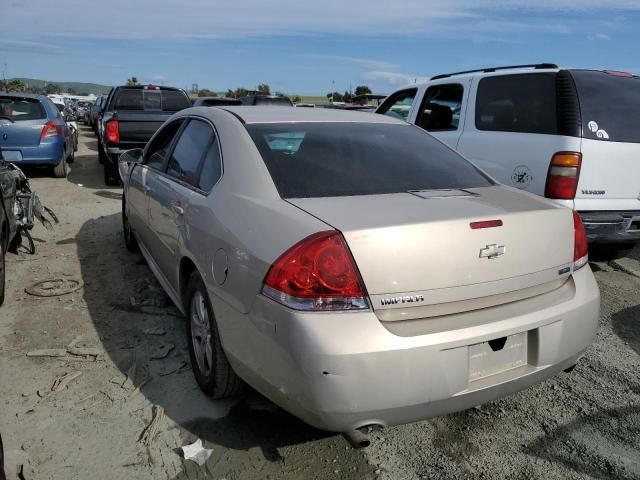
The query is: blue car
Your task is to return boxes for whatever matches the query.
[0,93,74,178]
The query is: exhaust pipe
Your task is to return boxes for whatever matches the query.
[343,429,371,449]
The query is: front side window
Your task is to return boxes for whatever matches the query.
[475,73,557,134]
[247,122,493,199]
[376,89,417,121]
[167,119,212,186]
[417,84,463,131]
[145,120,183,170]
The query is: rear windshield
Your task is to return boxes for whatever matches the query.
[572,70,640,143]
[0,96,47,121]
[113,89,190,111]
[254,97,293,106]
[247,122,493,198]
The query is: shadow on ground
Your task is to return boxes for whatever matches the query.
[612,304,640,357]
[76,210,374,479]
[525,406,640,480]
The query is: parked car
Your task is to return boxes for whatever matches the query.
[0,149,18,306]
[239,95,293,106]
[52,99,78,152]
[98,85,191,185]
[75,100,93,124]
[0,93,74,177]
[88,94,107,132]
[377,64,640,245]
[192,97,241,107]
[119,106,599,444]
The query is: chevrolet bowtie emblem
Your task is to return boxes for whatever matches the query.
[479,244,505,259]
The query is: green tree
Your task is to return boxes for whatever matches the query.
[291,95,302,103]
[126,76,139,86]
[354,85,372,96]
[45,83,61,94]
[234,87,248,98]
[67,87,76,95]
[7,79,25,92]
[343,91,353,103]
[197,88,217,97]
[326,91,343,102]
[257,84,271,95]
[225,89,235,98]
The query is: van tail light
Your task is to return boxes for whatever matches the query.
[40,120,58,139]
[262,231,369,311]
[545,152,582,200]
[105,120,120,144]
[573,210,588,270]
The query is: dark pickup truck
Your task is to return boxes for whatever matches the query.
[98,85,191,185]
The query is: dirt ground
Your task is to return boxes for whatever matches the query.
[0,126,639,480]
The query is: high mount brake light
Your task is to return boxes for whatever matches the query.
[573,210,588,270]
[470,219,503,229]
[40,120,58,139]
[105,120,120,144]
[262,231,369,311]
[545,152,582,200]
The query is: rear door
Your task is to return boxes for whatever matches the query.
[571,70,640,211]
[457,73,580,199]
[147,118,213,288]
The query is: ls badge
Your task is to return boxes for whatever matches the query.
[479,244,505,259]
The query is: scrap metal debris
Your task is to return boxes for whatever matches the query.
[25,278,84,297]
[180,439,213,466]
[139,406,165,446]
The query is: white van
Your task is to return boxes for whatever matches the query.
[376,64,640,244]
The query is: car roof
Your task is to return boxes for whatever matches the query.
[215,106,407,124]
[0,92,45,100]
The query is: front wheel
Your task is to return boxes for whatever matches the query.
[185,271,245,399]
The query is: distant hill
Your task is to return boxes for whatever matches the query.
[9,78,113,95]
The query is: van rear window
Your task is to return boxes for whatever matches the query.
[247,122,493,198]
[571,70,640,143]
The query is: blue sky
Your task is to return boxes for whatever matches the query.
[1,0,640,95]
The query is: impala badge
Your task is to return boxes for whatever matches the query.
[479,244,505,259]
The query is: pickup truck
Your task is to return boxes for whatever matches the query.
[98,85,191,185]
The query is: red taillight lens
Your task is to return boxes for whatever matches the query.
[105,120,120,144]
[573,210,588,270]
[40,120,58,139]
[545,152,582,200]
[262,231,369,311]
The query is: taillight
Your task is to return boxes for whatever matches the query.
[545,152,582,199]
[262,231,369,311]
[105,120,120,144]
[573,210,588,270]
[40,120,58,139]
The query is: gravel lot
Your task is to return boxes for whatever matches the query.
[0,127,639,479]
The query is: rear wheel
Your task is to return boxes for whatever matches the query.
[52,154,68,178]
[122,196,139,252]
[185,271,245,399]
[104,160,119,186]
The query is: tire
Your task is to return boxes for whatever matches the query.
[98,143,106,164]
[122,196,139,253]
[185,271,245,399]
[67,146,75,165]
[104,159,119,186]
[52,154,68,178]
[0,242,5,307]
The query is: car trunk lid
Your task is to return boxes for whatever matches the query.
[288,186,574,320]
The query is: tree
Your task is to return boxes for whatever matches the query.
[326,91,343,102]
[126,76,139,86]
[234,87,248,99]
[225,89,235,98]
[343,91,353,103]
[45,83,61,94]
[197,88,217,97]
[7,79,25,93]
[291,95,302,103]
[257,84,271,95]
[354,85,372,96]
[67,87,76,95]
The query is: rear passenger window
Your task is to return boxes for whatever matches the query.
[377,89,417,121]
[475,74,557,134]
[146,120,183,170]
[167,119,212,186]
[198,136,222,191]
[417,84,463,131]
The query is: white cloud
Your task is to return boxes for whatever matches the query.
[594,33,613,40]
[302,54,399,71]
[0,39,62,54]
[1,0,638,40]
[363,71,427,88]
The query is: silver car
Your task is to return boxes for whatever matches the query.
[119,107,600,445]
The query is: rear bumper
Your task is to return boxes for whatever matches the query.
[1,140,64,166]
[579,210,640,243]
[216,266,600,432]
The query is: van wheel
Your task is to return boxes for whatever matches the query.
[122,196,139,253]
[52,156,68,178]
[185,271,246,399]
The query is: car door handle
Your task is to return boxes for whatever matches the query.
[172,204,185,216]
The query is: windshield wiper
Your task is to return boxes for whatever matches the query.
[0,115,15,123]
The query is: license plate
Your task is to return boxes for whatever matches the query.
[1,150,22,161]
[469,332,527,382]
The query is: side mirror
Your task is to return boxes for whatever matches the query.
[119,148,144,165]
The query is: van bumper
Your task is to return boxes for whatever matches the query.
[579,211,640,243]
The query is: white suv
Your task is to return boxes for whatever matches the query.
[376,64,640,244]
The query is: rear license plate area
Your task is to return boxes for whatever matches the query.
[469,332,527,382]
[2,150,22,161]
